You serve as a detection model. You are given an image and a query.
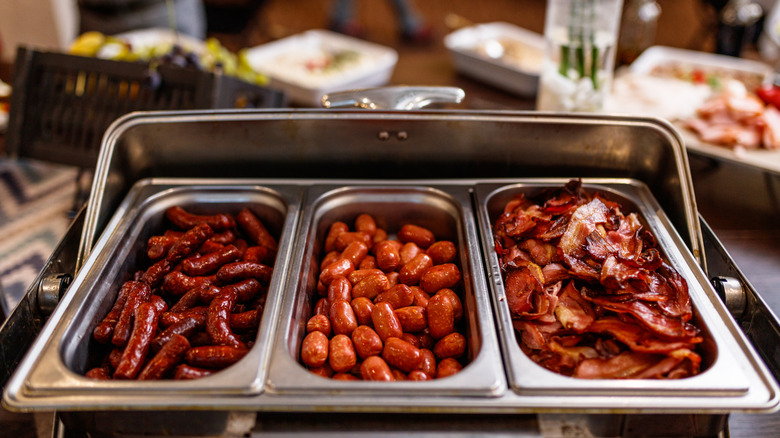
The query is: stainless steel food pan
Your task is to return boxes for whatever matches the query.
[476,179,776,402]
[266,184,506,396]
[3,178,302,404]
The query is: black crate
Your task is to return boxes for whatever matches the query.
[5,47,286,168]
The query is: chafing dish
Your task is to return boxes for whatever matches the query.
[2,109,778,437]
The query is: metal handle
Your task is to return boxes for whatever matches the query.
[321,86,465,110]
[711,275,746,319]
[37,273,72,316]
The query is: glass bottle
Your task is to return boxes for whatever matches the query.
[536,0,625,112]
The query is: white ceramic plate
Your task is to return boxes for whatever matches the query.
[444,22,545,97]
[622,46,780,174]
[243,29,398,106]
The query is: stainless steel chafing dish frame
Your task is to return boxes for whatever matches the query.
[474,179,757,396]
[2,109,780,436]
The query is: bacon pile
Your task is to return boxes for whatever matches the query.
[493,180,702,379]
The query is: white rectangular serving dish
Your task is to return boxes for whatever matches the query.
[444,22,544,97]
[629,46,774,88]
[243,29,398,106]
[628,46,780,175]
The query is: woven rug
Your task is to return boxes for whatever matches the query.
[0,158,79,315]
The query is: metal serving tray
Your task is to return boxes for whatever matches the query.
[4,179,302,404]
[266,184,505,396]
[475,179,765,399]
[3,111,779,435]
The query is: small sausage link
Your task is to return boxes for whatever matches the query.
[375,240,401,272]
[375,284,414,309]
[319,258,355,286]
[181,244,241,276]
[341,241,369,268]
[381,337,423,373]
[301,331,329,368]
[146,233,181,260]
[351,325,384,359]
[398,242,422,266]
[306,314,332,337]
[335,231,372,252]
[197,240,224,255]
[433,332,467,360]
[236,208,277,251]
[371,302,403,341]
[151,315,202,351]
[114,302,160,379]
[419,263,462,294]
[166,223,215,265]
[398,224,436,249]
[320,251,342,272]
[159,306,208,328]
[427,240,457,265]
[351,273,389,300]
[327,276,352,303]
[436,357,463,378]
[229,309,261,331]
[354,214,377,237]
[360,356,394,381]
[220,278,264,302]
[216,261,273,285]
[165,206,235,231]
[314,297,330,316]
[324,221,349,253]
[111,281,152,347]
[398,253,433,286]
[350,297,375,326]
[207,288,244,348]
[169,283,211,313]
[138,334,191,380]
[207,229,237,245]
[410,286,431,308]
[185,345,248,369]
[395,306,428,333]
[434,288,463,322]
[329,299,358,336]
[408,370,432,381]
[162,271,215,297]
[385,271,399,288]
[242,245,274,265]
[93,281,134,344]
[358,255,378,270]
[427,293,455,339]
[174,364,214,380]
[141,259,172,288]
[347,268,385,285]
[402,332,422,348]
[418,348,437,377]
[372,228,388,244]
[329,334,357,373]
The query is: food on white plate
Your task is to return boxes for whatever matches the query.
[649,61,766,93]
[684,80,780,150]
[472,38,544,73]
[68,31,267,86]
[606,72,711,121]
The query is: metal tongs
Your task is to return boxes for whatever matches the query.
[321,86,465,110]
